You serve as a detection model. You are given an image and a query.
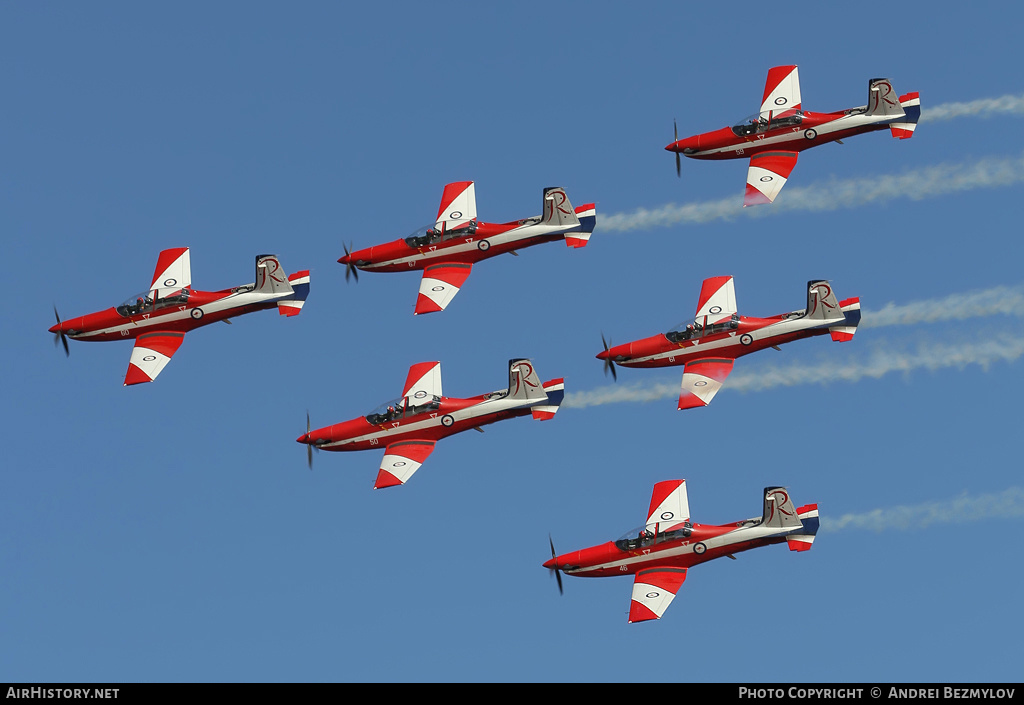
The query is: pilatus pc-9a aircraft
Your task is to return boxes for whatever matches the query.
[597,276,860,410]
[49,247,310,386]
[337,181,596,314]
[665,65,920,206]
[298,359,564,489]
[545,480,819,623]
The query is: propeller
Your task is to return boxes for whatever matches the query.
[342,242,359,283]
[674,119,681,178]
[305,411,318,470]
[600,332,617,382]
[53,306,69,357]
[548,534,563,596]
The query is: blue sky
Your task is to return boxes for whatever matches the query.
[3,2,1022,683]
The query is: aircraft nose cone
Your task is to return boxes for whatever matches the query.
[595,349,610,361]
[667,135,699,153]
[48,322,61,334]
[542,557,556,569]
[296,433,311,445]
[337,253,350,265]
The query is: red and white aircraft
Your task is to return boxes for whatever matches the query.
[337,181,597,314]
[545,480,819,623]
[597,276,860,410]
[298,359,564,489]
[666,65,920,206]
[49,248,310,386]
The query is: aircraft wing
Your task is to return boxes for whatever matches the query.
[744,151,798,207]
[150,247,191,290]
[435,181,477,232]
[628,567,688,623]
[694,276,737,322]
[124,331,186,386]
[678,358,734,410]
[760,65,802,114]
[403,361,442,400]
[414,262,473,315]
[646,480,690,527]
[374,440,437,489]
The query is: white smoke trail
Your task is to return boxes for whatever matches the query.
[863,285,1024,328]
[922,94,1024,122]
[599,152,1024,233]
[823,487,1024,532]
[563,335,1024,409]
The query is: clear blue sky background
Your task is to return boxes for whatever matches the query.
[3,2,1022,683]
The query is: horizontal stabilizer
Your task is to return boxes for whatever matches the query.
[789,503,820,551]
[278,270,310,316]
[565,203,597,248]
[830,297,861,341]
[890,91,921,139]
[531,378,564,420]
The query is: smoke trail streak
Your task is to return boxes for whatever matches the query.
[922,94,1024,122]
[863,286,1024,328]
[599,152,1024,233]
[563,335,1024,409]
[822,487,1024,532]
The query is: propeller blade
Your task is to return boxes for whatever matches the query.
[674,119,681,178]
[53,306,70,357]
[601,333,617,382]
[306,412,313,470]
[343,242,359,283]
[549,534,563,595]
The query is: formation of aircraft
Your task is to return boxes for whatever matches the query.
[49,64,906,614]
[665,65,920,206]
[49,248,309,386]
[597,276,861,409]
[337,181,597,314]
[297,359,564,489]
[544,480,819,623]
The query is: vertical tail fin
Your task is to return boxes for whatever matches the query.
[804,280,845,322]
[761,487,803,530]
[541,187,581,229]
[865,78,905,118]
[254,255,295,297]
[507,358,548,401]
[787,503,820,552]
[890,92,921,139]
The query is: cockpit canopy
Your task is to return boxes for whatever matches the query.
[365,394,442,425]
[666,313,739,343]
[731,109,805,137]
[404,220,479,248]
[116,287,190,317]
[614,521,693,552]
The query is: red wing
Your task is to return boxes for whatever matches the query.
[150,248,191,290]
[124,331,186,386]
[414,262,473,315]
[374,440,437,489]
[628,567,688,623]
[744,151,798,207]
[402,361,442,399]
[678,358,734,410]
